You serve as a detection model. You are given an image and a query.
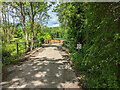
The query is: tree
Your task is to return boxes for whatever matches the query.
[55,2,120,88]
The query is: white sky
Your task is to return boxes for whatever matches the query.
[8,2,60,27]
[47,2,60,27]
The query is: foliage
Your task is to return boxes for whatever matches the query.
[2,43,18,67]
[1,2,53,67]
[55,2,120,88]
[42,27,65,38]
[43,33,51,40]
[1,1,120,88]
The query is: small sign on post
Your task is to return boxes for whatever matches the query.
[77,44,82,50]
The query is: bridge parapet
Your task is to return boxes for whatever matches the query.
[45,38,65,44]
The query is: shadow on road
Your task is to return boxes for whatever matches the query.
[2,43,81,89]
[43,43,62,48]
[2,57,79,88]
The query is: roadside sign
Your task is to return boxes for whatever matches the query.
[77,44,82,49]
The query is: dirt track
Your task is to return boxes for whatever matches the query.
[2,44,82,89]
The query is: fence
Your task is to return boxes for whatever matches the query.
[17,40,42,55]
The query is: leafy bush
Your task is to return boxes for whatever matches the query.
[2,44,17,66]
[60,2,120,88]
[2,44,11,57]
[43,33,51,40]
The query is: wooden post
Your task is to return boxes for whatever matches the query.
[29,41,31,51]
[25,42,26,54]
[37,41,39,47]
[17,43,19,55]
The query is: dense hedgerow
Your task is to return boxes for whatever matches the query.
[56,2,120,88]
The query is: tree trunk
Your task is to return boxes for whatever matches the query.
[7,6,10,39]
[11,7,15,37]
[11,7,14,36]
[65,22,67,31]
[2,11,5,37]
[65,19,67,39]
[20,2,29,52]
[5,10,8,42]
[30,2,34,50]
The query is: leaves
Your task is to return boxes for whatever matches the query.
[55,2,120,88]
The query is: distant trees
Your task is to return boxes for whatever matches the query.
[42,27,65,39]
[1,2,52,50]
[1,2,55,67]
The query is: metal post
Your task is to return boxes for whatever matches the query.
[17,43,19,55]
[78,42,80,51]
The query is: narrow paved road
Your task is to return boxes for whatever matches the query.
[2,44,81,89]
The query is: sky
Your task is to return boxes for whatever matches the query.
[47,2,60,27]
[8,2,60,27]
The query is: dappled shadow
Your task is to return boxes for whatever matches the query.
[2,43,81,88]
[30,57,66,62]
[2,56,78,88]
[53,48,69,59]
[43,43,62,48]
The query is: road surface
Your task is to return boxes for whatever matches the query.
[2,43,81,89]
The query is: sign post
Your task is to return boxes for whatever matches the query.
[77,43,82,50]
